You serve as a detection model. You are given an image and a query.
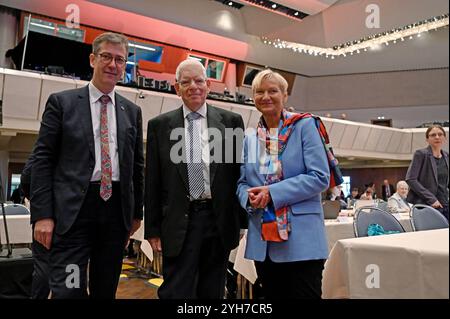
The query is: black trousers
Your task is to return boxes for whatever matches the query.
[49,182,128,299]
[437,204,449,221]
[158,202,229,299]
[254,258,325,299]
[31,238,50,299]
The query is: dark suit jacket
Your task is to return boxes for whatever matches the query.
[21,146,36,199]
[30,86,144,235]
[406,145,449,205]
[144,104,245,257]
[381,184,395,201]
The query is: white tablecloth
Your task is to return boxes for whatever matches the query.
[232,213,413,284]
[322,229,449,299]
[324,213,412,251]
[0,214,32,244]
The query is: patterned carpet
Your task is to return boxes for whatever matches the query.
[116,258,160,299]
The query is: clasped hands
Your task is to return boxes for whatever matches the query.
[248,186,271,209]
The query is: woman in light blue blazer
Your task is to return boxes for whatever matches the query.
[237,69,330,299]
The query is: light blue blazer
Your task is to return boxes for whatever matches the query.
[237,117,330,262]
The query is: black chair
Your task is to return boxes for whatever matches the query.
[376,200,389,213]
[410,204,449,231]
[353,206,405,237]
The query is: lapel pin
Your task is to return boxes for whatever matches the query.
[120,105,125,111]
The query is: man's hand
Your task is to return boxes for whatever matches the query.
[124,219,142,249]
[248,186,271,209]
[33,218,54,250]
[129,219,142,237]
[431,200,443,209]
[147,237,162,253]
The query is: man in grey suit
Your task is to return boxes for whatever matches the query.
[31,32,144,298]
[145,59,245,299]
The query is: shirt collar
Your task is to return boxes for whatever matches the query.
[89,82,116,106]
[183,103,207,119]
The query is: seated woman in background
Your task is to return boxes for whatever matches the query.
[326,186,347,209]
[359,187,374,200]
[387,180,411,214]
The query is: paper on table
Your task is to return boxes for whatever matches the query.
[140,239,154,262]
[233,232,258,284]
[336,216,352,223]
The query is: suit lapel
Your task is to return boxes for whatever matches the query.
[427,146,439,184]
[206,105,225,187]
[168,107,189,192]
[444,151,450,186]
[115,93,128,169]
[78,86,95,161]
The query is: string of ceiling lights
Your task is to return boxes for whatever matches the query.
[261,13,449,59]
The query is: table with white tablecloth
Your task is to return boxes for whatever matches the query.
[324,212,412,251]
[0,214,32,244]
[231,213,414,284]
[322,229,449,299]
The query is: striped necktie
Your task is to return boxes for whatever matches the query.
[186,112,205,199]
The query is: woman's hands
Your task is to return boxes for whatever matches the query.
[248,186,272,209]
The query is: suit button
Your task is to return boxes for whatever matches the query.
[184,214,188,218]
[81,189,86,193]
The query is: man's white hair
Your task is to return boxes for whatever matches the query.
[175,59,207,81]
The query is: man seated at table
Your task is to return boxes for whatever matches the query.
[388,180,412,214]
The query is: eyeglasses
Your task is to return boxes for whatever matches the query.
[428,132,445,138]
[96,52,127,66]
[178,78,207,88]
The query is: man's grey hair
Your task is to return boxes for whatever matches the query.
[175,59,207,81]
[92,32,129,55]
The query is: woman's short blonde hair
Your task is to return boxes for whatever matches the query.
[252,69,288,94]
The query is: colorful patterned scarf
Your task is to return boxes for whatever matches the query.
[258,111,343,242]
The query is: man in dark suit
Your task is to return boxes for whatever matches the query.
[30,32,144,298]
[145,59,245,299]
[21,150,50,299]
[381,179,395,201]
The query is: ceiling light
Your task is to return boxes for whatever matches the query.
[260,13,449,59]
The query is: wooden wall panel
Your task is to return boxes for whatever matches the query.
[341,167,409,196]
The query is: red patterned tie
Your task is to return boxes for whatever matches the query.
[99,95,112,201]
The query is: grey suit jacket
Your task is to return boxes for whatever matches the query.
[406,145,449,205]
[30,86,144,235]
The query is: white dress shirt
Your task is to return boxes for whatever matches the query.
[183,103,211,199]
[88,82,120,181]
